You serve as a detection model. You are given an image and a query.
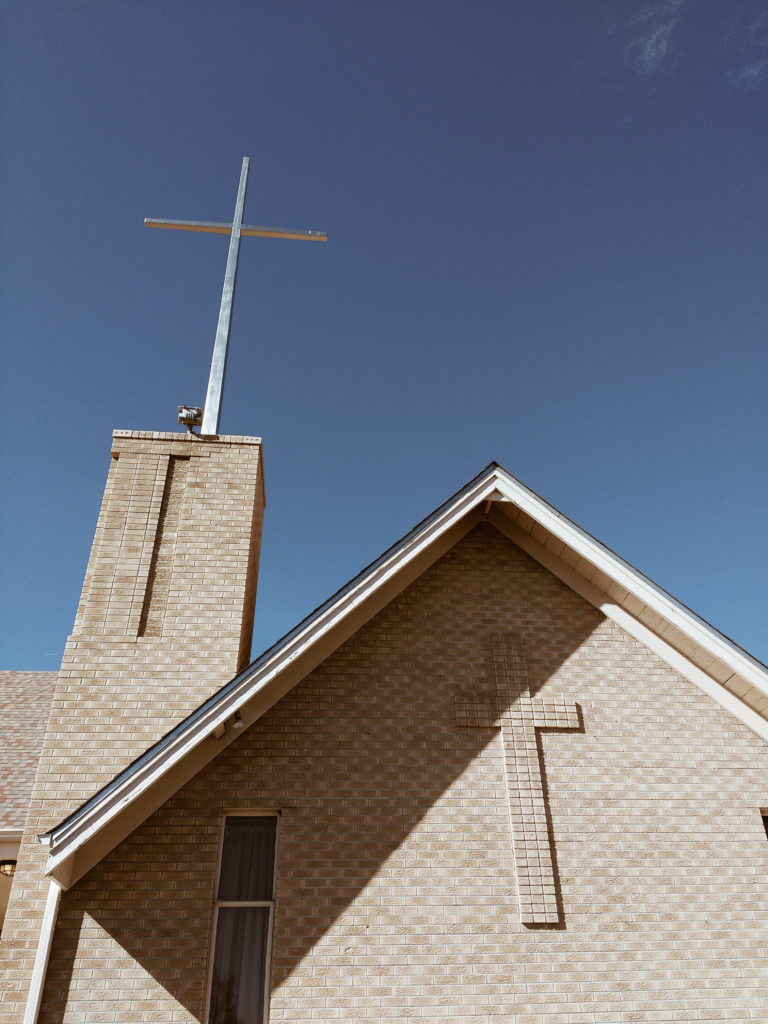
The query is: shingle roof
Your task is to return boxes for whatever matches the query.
[0,671,58,829]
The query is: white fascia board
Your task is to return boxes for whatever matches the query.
[46,469,502,878]
[489,468,768,698]
[491,510,768,744]
[22,880,63,1024]
[0,830,22,860]
[605,601,768,743]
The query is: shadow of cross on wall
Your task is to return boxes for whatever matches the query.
[454,632,582,926]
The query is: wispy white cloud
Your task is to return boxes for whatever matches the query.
[732,3,768,88]
[625,0,685,75]
[737,57,768,83]
[744,4,768,46]
[619,0,768,87]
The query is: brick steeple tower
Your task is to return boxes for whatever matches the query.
[1,429,265,1023]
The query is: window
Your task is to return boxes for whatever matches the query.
[207,815,278,1024]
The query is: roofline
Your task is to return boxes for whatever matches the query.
[496,472,768,683]
[45,463,503,854]
[45,461,768,881]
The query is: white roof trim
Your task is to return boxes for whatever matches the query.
[45,463,768,886]
[0,829,23,862]
[488,471,767,691]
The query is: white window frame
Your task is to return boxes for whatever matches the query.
[204,810,279,1024]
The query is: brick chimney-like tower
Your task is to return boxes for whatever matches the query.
[1,429,265,1022]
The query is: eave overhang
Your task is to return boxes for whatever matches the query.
[44,463,768,889]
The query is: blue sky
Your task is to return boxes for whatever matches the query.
[1,1,766,669]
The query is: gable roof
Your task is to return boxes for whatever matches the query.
[43,463,768,888]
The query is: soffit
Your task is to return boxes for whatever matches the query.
[486,495,768,721]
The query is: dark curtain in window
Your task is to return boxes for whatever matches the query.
[209,907,270,1024]
[217,816,276,901]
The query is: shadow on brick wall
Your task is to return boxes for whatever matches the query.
[40,525,600,1022]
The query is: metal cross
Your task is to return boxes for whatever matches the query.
[455,633,581,925]
[145,157,326,436]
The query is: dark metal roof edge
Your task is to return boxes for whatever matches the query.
[500,472,768,676]
[47,462,503,842]
[48,459,768,844]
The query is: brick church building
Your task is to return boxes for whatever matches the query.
[2,428,768,1023]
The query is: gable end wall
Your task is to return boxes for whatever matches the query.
[32,525,768,1024]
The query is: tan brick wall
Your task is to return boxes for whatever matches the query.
[0,431,264,1021]
[30,525,768,1023]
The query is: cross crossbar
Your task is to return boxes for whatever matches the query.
[145,219,327,242]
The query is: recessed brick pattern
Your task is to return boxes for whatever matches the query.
[138,454,190,637]
[456,632,581,926]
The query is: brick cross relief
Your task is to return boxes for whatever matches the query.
[455,633,581,925]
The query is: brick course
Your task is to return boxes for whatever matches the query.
[28,525,768,1023]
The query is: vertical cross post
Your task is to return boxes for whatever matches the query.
[455,633,581,925]
[202,157,249,436]
[491,633,580,924]
[145,158,327,435]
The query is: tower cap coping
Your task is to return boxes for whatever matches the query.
[112,429,262,444]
